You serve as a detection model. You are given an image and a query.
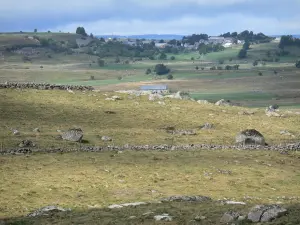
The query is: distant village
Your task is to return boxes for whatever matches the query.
[104,36,245,50]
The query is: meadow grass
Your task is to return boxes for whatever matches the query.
[1,149,300,219]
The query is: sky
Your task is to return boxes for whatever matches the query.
[1,0,300,35]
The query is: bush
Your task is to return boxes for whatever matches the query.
[258,72,263,76]
[115,57,120,63]
[217,66,223,70]
[201,67,205,70]
[167,74,174,80]
[159,53,167,60]
[170,56,175,60]
[90,75,95,80]
[210,66,217,70]
[117,76,122,80]
[191,57,195,61]
[218,59,224,64]
[154,64,170,75]
[253,60,258,66]
[145,68,152,75]
[97,58,105,67]
[274,70,278,74]
[40,65,43,69]
[296,60,300,68]
[195,66,199,70]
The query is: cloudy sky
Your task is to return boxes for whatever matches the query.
[1,0,300,35]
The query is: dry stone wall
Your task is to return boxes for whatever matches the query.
[0,82,94,91]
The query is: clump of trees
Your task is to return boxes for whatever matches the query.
[154,64,170,75]
[76,27,87,36]
[225,65,240,70]
[279,35,300,49]
[220,30,273,43]
[198,43,225,55]
[182,34,208,45]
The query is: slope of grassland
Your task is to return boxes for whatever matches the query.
[0,89,299,149]
[0,89,300,223]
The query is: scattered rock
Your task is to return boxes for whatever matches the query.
[161,195,211,202]
[280,130,295,137]
[217,169,232,175]
[19,140,35,148]
[154,213,173,221]
[248,205,287,223]
[197,100,210,104]
[128,216,137,220]
[112,95,122,100]
[200,123,214,130]
[108,202,147,209]
[266,111,282,117]
[101,136,112,141]
[148,93,163,101]
[215,99,232,106]
[12,129,20,135]
[27,206,71,217]
[224,201,246,205]
[61,128,83,142]
[194,215,206,221]
[158,101,166,105]
[236,129,265,146]
[220,211,240,224]
[33,128,40,132]
[169,130,197,135]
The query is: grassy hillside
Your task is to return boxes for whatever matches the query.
[1,89,299,150]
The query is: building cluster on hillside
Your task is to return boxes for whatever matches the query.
[102,36,244,50]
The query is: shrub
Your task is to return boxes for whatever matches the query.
[167,74,174,80]
[210,66,216,70]
[145,68,152,75]
[115,57,120,63]
[274,70,278,75]
[97,58,105,67]
[40,65,43,69]
[195,66,199,70]
[154,64,170,75]
[217,66,223,70]
[258,72,263,76]
[201,67,205,70]
[117,76,122,80]
[296,60,300,68]
[218,59,224,64]
[90,75,95,80]
[170,56,175,60]
[253,60,258,66]
[191,57,195,61]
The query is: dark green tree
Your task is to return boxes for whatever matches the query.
[76,27,87,36]
[97,58,105,67]
[34,28,37,33]
[167,74,174,80]
[159,52,167,60]
[238,49,247,59]
[243,41,250,50]
[154,64,170,75]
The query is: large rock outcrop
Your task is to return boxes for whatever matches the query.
[236,129,265,146]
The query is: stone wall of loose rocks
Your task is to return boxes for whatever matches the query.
[0,82,94,91]
[1,142,300,155]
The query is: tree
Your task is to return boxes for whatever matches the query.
[253,60,258,66]
[243,41,250,50]
[97,58,105,67]
[154,64,170,75]
[238,49,247,59]
[296,60,300,68]
[76,27,87,36]
[195,66,199,70]
[167,74,174,80]
[34,28,37,33]
[159,52,167,60]
[115,56,120,63]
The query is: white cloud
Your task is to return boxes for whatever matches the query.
[46,14,300,35]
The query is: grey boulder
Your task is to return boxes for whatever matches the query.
[61,128,83,142]
[27,205,71,217]
[248,205,287,222]
[236,129,265,146]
